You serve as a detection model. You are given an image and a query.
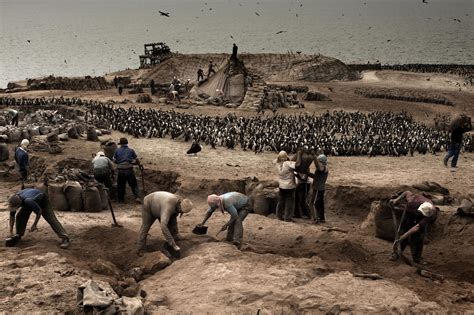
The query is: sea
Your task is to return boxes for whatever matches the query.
[0,0,473,88]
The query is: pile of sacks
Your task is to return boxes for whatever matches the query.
[26,75,110,91]
[262,87,303,109]
[48,177,109,213]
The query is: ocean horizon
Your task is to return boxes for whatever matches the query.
[1,0,473,88]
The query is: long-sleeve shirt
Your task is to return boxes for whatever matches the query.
[142,191,180,247]
[113,145,137,169]
[207,192,249,225]
[277,161,296,189]
[15,188,44,214]
[14,147,29,172]
[92,156,114,173]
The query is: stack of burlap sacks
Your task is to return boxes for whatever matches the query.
[262,88,302,109]
[48,180,109,212]
[27,76,109,91]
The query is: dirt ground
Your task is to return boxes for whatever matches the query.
[1,70,473,313]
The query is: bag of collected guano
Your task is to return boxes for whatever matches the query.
[0,143,9,161]
[83,186,102,212]
[48,182,69,211]
[64,181,83,212]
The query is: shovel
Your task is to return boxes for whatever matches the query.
[139,165,147,195]
[107,194,122,228]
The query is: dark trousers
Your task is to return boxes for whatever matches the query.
[94,171,113,192]
[16,197,68,240]
[295,183,310,218]
[444,143,461,167]
[313,190,325,221]
[197,73,204,81]
[117,168,139,201]
[19,169,27,189]
[11,114,19,127]
[399,225,425,262]
[277,188,295,220]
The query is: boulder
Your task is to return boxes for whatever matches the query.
[134,251,171,274]
[48,143,64,154]
[0,143,9,162]
[92,258,122,277]
[67,127,79,139]
[46,133,58,142]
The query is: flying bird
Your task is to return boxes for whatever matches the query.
[255,12,260,16]
[159,11,170,17]
[422,0,428,3]
[276,30,287,34]
[230,35,234,39]
[26,40,31,43]
[64,59,67,64]
[296,13,298,18]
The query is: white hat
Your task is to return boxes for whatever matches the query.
[274,151,289,163]
[96,151,105,157]
[180,199,194,214]
[418,202,435,217]
[20,139,30,148]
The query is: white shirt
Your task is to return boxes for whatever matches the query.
[277,161,296,189]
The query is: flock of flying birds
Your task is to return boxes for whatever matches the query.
[22,1,467,66]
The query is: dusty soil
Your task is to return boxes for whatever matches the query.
[1,70,473,314]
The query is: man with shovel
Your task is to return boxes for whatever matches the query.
[197,192,251,249]
[137,191,194,257]
[389,191,437,265]
[113,137,141,203]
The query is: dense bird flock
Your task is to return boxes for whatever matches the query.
[1,96,472,156]
[86,103,474,156]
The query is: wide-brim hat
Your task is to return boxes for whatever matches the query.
[181,199,194,214]
[418,202,435,217]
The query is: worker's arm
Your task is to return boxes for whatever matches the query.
[221,205,239,231]
[200,207,215,226]
[389,191,410,206]
[160,206,179,251]
[24,199,42,232]
[9,211,16,236]
[396,224,420,243]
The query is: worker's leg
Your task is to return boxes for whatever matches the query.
[117,170,127,202]
[450,143,461,168]
[125,169,140,197]
[226,222,235,242]
[410,232,425,263]
[276,189,286,220]
[15,207,33,236]
[233,207,249,243]
[284,189,295,221]
[137,209,155,253]
[40,198,69,240]
[315,190,326,222]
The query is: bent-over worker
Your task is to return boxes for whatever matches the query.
[389,191,437,264]
[199,192,250,248]
[6,188,70,249]
[92,151,114,192]
[137,191,193,256]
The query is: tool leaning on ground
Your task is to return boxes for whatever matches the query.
[106,189,122,228]
[139,164,147,195]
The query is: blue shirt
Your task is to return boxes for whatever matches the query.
[207,192,249,218]
[17,188,44,214]
[15,147,29,171]
[113,145,137,166]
